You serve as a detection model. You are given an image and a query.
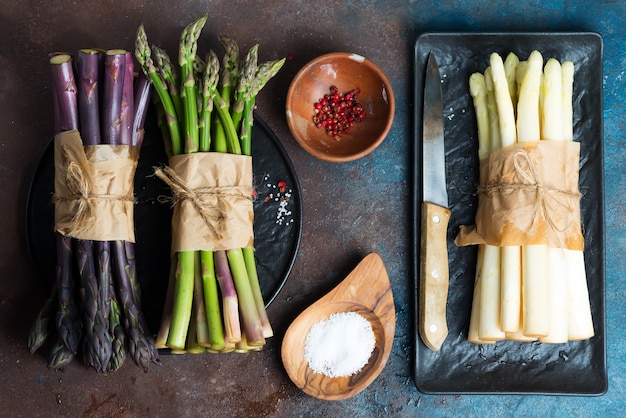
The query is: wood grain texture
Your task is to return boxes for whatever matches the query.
[419,201,450,351]
[281,253,395,400]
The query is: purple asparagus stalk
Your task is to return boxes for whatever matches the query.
[28,284,57,354]
[132,72,152,147]
[111,241,159,371]
[76,48,118,373]
[101,50,126,145]
[107,273,127,372]
[214,250,241,344]
[76,240,112,372]
[93,47,157,370]
[119,52,135,145]
[50,54,80,133]
[124,240,141,306]
[47,336,76,371]
[49,54,82,355]
[35,47,154,372]
[76,49,102,145]
[105,50,158,370]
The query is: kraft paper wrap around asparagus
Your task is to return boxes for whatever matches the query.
[135,17,285,353]
[455,140,584,251]
[154,152,254,253]
[53,130,139,242]
[460,50,593,345]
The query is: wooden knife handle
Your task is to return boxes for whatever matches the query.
[419,201,450,351]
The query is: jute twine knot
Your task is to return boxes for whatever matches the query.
[53,159,135,237]
[154,165,253,240]
[477,148,581,239]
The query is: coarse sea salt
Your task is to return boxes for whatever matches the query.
[303,311,375,378]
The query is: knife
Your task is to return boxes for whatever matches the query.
[419,53,450,351]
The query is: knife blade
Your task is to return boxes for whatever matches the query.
[419,53,450,351]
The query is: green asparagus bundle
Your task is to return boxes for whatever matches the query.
[135,16,285,353]
[28,50,159,372]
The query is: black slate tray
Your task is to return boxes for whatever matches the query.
[26,112,302,334]
[412,32,606,395]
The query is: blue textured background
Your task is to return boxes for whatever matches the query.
[406,1,626,415]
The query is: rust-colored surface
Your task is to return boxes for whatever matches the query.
[0,2,410,416]
[1,1,625,416]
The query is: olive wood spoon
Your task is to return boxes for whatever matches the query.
[281,253,395,400]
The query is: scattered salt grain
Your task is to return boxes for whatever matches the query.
[257,174,294,226]
[303,311,375,378]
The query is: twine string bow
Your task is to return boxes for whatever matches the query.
[477,148,580,243]
[154,165,252,240]
[54,149,135,237]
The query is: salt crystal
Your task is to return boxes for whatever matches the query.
[303,311,375,378]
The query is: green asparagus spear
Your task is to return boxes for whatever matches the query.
[152,45,183,122]
[178,15,207,154]
[218,34,240,108]
[231,44,258,131]
[199,50,219,152]
[135,24,183,155]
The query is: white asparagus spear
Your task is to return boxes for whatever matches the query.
[467,73,499,344]
[504,52,520,116]
[470,72,490,162]
[490,53,517,148]
[500,245,522,332]
[484,67,501,153]
[511,58,536,339]
[538,58,569,343]
[490,53,524,335]
[500,53,524,333]
[560,60,595,340]
[516,51,543,142]
[475,63,506,341]
[515,61,527,96]
[541,58,564,141]
[478,244,505,340]
[541,247,569,343]
[561,60,575,142]
[566,245,595,339]
[468,245,494,344]
[516,50,550,338]
[506,330,538,342]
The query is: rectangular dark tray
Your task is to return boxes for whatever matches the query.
[412,32,607,395]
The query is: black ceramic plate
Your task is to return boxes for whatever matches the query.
[413,33,606,395]
[26,113,302,334]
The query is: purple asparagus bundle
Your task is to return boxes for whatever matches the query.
[28,49,158,372]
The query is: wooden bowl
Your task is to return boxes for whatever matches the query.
[285,53,395,162]
[281,253,396,400]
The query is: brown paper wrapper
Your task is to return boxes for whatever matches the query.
[53,130,139,242]
[455,140,584,250]
[156,152,254,253]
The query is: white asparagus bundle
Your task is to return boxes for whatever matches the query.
[466,50,594,344]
